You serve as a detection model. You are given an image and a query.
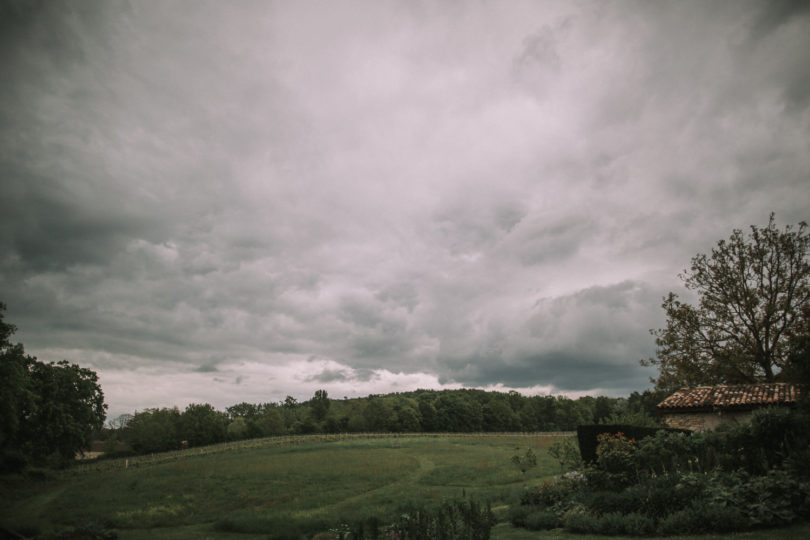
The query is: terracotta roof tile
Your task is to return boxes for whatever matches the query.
[657,383,802,411]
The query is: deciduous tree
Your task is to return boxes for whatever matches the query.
[1,303,106,469]
[643,216,810,392]
[310,389,330,422]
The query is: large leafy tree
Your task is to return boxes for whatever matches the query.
[0,303,107,469]
[0,303,36,470]
[125,407,182,453]
[25,360,107,464]
[180,403,227,447]
[309,389,330,422]
[643,216,810,392]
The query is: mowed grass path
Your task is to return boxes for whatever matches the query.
[1,433,566,538]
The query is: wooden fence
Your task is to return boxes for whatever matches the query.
[64,431,575,476]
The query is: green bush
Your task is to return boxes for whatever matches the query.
[369,499,495,539]
[706,468,810,527]
[700,505,746,533]
[593,432,638,488]
[525,510,559,530]
[621,512,656,536]
[658,507,703,535]
[598,512,625,535]
[521,475,583,510]
[576,424,688,464]
[38,522,118,540]
[515,412,810,537]
[584,489,640,516]
[508,504,531,527]
[562,508,601,534]
[548,437,583,473]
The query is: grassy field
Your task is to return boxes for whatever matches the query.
[2,433,809,539]
[0,433,565,539]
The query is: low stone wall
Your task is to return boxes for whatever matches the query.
[660,410,753,431]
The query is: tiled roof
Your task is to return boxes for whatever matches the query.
[657,383,802,411]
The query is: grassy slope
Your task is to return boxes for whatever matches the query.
[0,434,562,538]
[3,433,809,539]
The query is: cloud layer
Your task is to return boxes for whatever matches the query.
[2,0,809,417]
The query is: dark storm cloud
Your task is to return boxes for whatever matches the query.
[749,0,810,38]
[464,353,650,393]
[436,281,660,393]
[1,0,808,415]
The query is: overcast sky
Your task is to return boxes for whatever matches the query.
[2,0,809,419]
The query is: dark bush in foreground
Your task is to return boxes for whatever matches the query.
[525,510,559,530]
[37,522,118,540]
[515,409,810,536]
[576,424,688,464]
[219,500,495,540]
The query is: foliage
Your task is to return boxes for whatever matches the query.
[179,403,227,447]
[124,407,182,453]
[510,447,537,476]
[226,417,249,440]
[377,499,495,539]
[482,398,521,432]
[434,393,483,432]
[0,303,107,470]
[597,409,658,428]
[520,472,587,521]
[633,408,810,477]
[524,509,558,530]
[590,432,638,489]
[514,409,810,536]
[26,360,108,466]
[547,436,582,473]
[643,216,810,392]
[37,522,118,540]
[705,468,810,527]
[253,408,286,436]
[576,424,687,465]
[310,389,331,422]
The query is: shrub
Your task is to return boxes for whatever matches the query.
[658,507,703,536]
[584,489,640,516]
[704,468,810,528]
[548,437,583,473]
[379,499,495,539]
[635,431,697,476]
[576,424,688,464]
[700,505,746,533]
[621,512,656,536]
[598,512,625,535]
[525,510,559,530]
[38,522,118,540]
[562,508,601,534]
[521,473,585,517]
[590,432,638,489]
[508,504,531,527]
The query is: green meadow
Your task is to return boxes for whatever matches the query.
[3,433,809,540]
[1,433,563,539]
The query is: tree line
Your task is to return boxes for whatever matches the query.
[104,388,663,455]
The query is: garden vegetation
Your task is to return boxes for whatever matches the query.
[511,408,810,536]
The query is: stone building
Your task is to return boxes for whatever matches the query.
[657,383,802,431]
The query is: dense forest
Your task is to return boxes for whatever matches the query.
[103,388,664,455]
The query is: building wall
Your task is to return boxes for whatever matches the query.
[660,410,753,431]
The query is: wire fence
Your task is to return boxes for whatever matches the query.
[65,431,575,476]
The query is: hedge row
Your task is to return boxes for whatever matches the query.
[576,424,689,464]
